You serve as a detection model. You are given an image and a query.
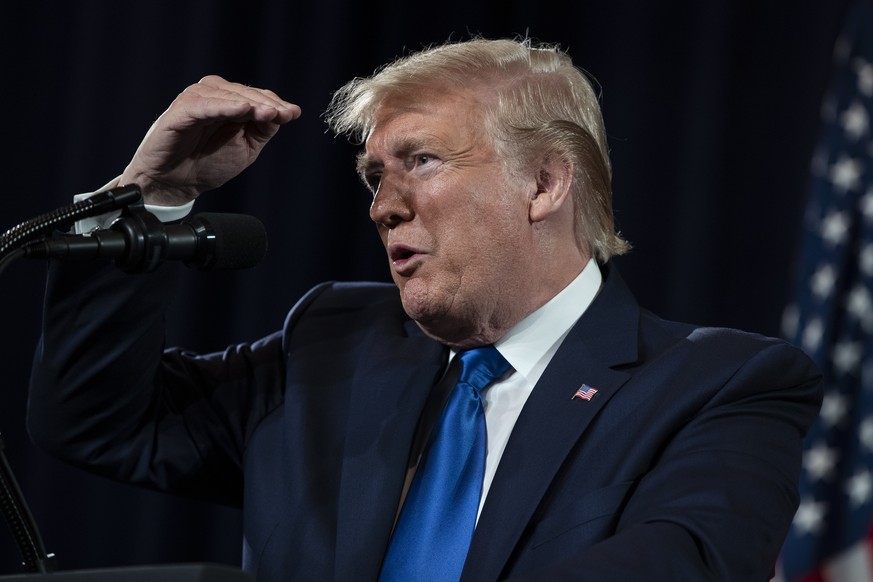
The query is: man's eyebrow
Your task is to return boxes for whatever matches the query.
[356,152,381,178]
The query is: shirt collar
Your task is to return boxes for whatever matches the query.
[494,257,602,387]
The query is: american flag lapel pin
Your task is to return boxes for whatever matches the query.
[572,384,598,401]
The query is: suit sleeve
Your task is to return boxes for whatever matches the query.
[506,338,822,582]
[27,260,298,506]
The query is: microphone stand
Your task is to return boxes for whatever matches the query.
[0,189,256,580]
[0,186,142,574]
[0,435,54,573]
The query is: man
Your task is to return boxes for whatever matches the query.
[29,39,821,581]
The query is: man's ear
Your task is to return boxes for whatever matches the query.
[529,155,573,223]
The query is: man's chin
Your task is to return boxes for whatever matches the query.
[399,283,481,345]
[401,296,453,340]
[401,301,444,331]
[403,305,484,348]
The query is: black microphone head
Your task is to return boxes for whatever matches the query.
[184,213,268,270]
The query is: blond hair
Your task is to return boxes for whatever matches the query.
[325,38,630,261]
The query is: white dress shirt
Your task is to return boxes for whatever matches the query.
[73,178,193,234]
[480,257,602,518]
[395,258,603,526]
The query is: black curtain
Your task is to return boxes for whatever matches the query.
[0,0,848,574]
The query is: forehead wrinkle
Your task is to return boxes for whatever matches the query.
[368,126,452,161]
[395,134,446,157]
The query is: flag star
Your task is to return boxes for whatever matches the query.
[855,58,873,97]
[821,210,849,246]
[846,470,873,508]
[803,442,839,481]
[829,156,863,192]
[793,498,828,535]
[846,285,873,325]
[840,100,869,141]
[802,317,824,353]
[819,391,850,426]
[832,341,863,376]
[860,418,873,452]
[811,264,837,299]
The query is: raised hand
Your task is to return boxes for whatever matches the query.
[118,75,301,206]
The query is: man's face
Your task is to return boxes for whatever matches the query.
[359,89,537,346]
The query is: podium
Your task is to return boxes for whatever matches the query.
[0,564,253,581]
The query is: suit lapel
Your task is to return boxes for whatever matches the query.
[462,265,640,581]
[334,319,446,581]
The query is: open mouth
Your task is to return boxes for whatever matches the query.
[387,244,425,275]
[389,245,417,263]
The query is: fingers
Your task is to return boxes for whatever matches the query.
[118,76,301,205]
[200,75,302,121]
[170,75,302,127]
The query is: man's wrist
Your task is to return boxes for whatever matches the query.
[73,178,195,234]
[143,200,195,222]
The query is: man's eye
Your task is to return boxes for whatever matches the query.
[365,173,381,192]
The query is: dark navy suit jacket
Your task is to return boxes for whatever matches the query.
[28,260,821,581]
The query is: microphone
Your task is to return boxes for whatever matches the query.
[22,212,268,272]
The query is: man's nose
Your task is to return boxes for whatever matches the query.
[369,178,414,228]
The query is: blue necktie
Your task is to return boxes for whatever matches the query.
[380,346,511,582]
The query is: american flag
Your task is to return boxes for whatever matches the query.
[572,384,598,401]
[780,0,873,580]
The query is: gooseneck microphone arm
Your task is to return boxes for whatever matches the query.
[0,185,142,261]
[0,185,143,277]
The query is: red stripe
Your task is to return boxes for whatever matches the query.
[797,570,826,582]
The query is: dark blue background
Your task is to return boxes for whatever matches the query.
[0,0,848,574]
